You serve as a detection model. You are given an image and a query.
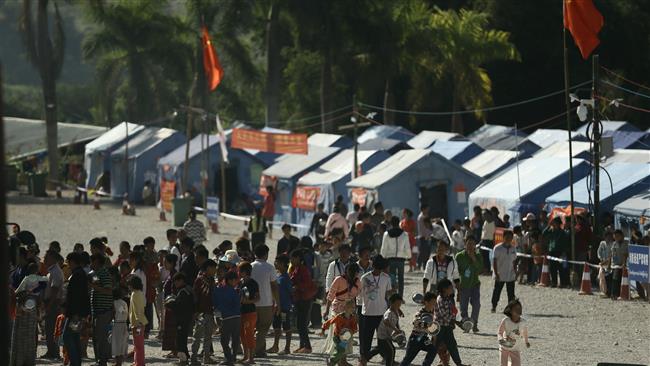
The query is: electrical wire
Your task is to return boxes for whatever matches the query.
[601,80,650,100]
[358,81,592,116]
[596,96,650,113]
[601,66,650,93]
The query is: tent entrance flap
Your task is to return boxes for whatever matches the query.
[214,165,239,211]
[419,181,448,221]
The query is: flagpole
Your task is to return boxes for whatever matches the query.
[563,0,577,266]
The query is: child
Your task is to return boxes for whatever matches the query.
[238,262,260,364]
[155,249,169,340]
[128,276,148,366]
[167,272,195,365]
[312,241,333,328]
[213,270,242,365]
[400,292,438,366]
[161,254,178,358]
[322,301,358,366]
[191,259,218,364]
[369,293,404,366]
[497,299,530,366]
[112,289,129,366]
[268,254,293,355]
[435,279,469,366]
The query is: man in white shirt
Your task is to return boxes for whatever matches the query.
[250,244,279,357]
[417,205,433,270]
[164,229,181,271]
[491,230,517,312]
[358,255,393,365]
[325,244,352,292]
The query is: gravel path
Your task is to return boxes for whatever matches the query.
[7,191,650,366]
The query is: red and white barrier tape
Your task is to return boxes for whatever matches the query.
[478,245,624,270]
[218,212,310,229]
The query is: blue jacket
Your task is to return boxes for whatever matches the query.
[212,284,241,319]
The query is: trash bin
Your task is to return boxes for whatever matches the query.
[5,165,17,190]
[30,172,47,197]
[172,197,192,227]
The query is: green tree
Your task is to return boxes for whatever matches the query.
[428,8,519,133]
[19,0,65,182]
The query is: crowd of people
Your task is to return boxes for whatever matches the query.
[6,198,647,366]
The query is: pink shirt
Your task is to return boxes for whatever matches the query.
[327,275,359,314]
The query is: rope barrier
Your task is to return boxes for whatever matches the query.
[478,245,624,270]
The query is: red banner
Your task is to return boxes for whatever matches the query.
[493,227,505,244]
[160,180,176,212]
[351,188,367,207]
[549,205,587,223]
[231,128,308,154]
[293,186,320,211]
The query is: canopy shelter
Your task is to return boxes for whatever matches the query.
[605,149,650,163]
[347,149,483,222]
[357,125,414,144]
[524,129,587,149]
[262,145,341,223]
[462,150,519,179]
[84,122,144,190]
[468,124,539,155]
[576,120,640,135]
[294,149,390,232]
[358,137,411,155]
[545,162,650,213]
[468,157,591,224]
[429,140,484,164]
[613,190,650,236]
[110,127,185,202]
[533,140,592,160]
[308,133,353,148]
[5,116,107,160]
[407,130,464,149]
[602,130,649,149]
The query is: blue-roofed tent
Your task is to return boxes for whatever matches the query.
[308,133,353,148]
[524,129,587,149]
[263,145,341,224]
[358,137,411,155]
[158,133,275,212]
[605,149,650,163]
[462,150,518,179]
[468,157,591,223]
[533,140,592,160]
[357,125,414,144]
[84,122,144,189]
[468,124,539,155]
[407,130,464,149]
[576,120,639,135]
[545,162,650,213]
[294,149,390,233]
[347,149,483,222]
[429,140,484,164]
[603,130,649,149]
[614,191,650,236]
[110,127,185,202]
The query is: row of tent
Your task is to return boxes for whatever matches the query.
[82,120,649,234]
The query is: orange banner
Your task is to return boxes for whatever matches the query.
[231,128,308,154]
[293,186,320,211]
[160,180,176,212]
[493,227,505,244]
[351,188,367,207]
[549,205,587,223]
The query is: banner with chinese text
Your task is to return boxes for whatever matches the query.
[293,186,320,211]
[231,128,308,154]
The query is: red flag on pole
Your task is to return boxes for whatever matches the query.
[564,0,603,60]
[201,26,224,91]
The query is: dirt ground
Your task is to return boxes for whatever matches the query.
[7,190,650,366]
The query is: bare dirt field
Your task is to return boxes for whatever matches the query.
[7,191,650,366]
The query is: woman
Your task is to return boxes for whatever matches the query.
[325,206,350,240]
[400,208,418,272]
[262,186,276,239]
[323,263,360,362]
[161,254,178,358]
[290,249,317,354]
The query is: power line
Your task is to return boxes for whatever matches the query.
[601,66,650,93]
[234,104,353,127]
[597,95,650,113]
[358,81,592,116]
[601,80,650,100]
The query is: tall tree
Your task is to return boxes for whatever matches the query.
[19,0,65,182]
[428,8,519,133]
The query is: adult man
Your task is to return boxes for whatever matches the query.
[143,236,159,337]
[542,217,569,287]
[381,209,393,229]
[491,230,517,313]
[350,221,374,252]
[192,260,218,364]
[248,207,268,249]
[179,237,198,285]
[371,202,385,231]
[41,250,64,359]
[610,230,629,299]
[480,210,496,273]
[184,210,206,246]
[277,224,300,256]
[262,185,276,239]
[310,203,329,240]
[63,253,90,366]
[423,241,460,295]
[325,244,352,293]
[381,216,411,296]
[417,205,433,270]
[164,229,181,271]
[325,206,349,240]
[90,254,113,366]
[346,203,361,228]
[455,235,483,332]
[359,255,393,365]
[251,244,280,357]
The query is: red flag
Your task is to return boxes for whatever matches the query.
[564,0,604,60]
[201,26,224,91]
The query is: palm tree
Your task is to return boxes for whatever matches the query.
[428,8,520,134]
[19,0,65,183]
[83,0,192,123]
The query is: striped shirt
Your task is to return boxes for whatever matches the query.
[91,267,113,315]
[184,219,206,245]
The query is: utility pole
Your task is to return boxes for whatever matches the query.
[592,54,601,234]
[562,1,576,264]
[338,95,370,179]
[124,121,129,198]
[0,66,10,363]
